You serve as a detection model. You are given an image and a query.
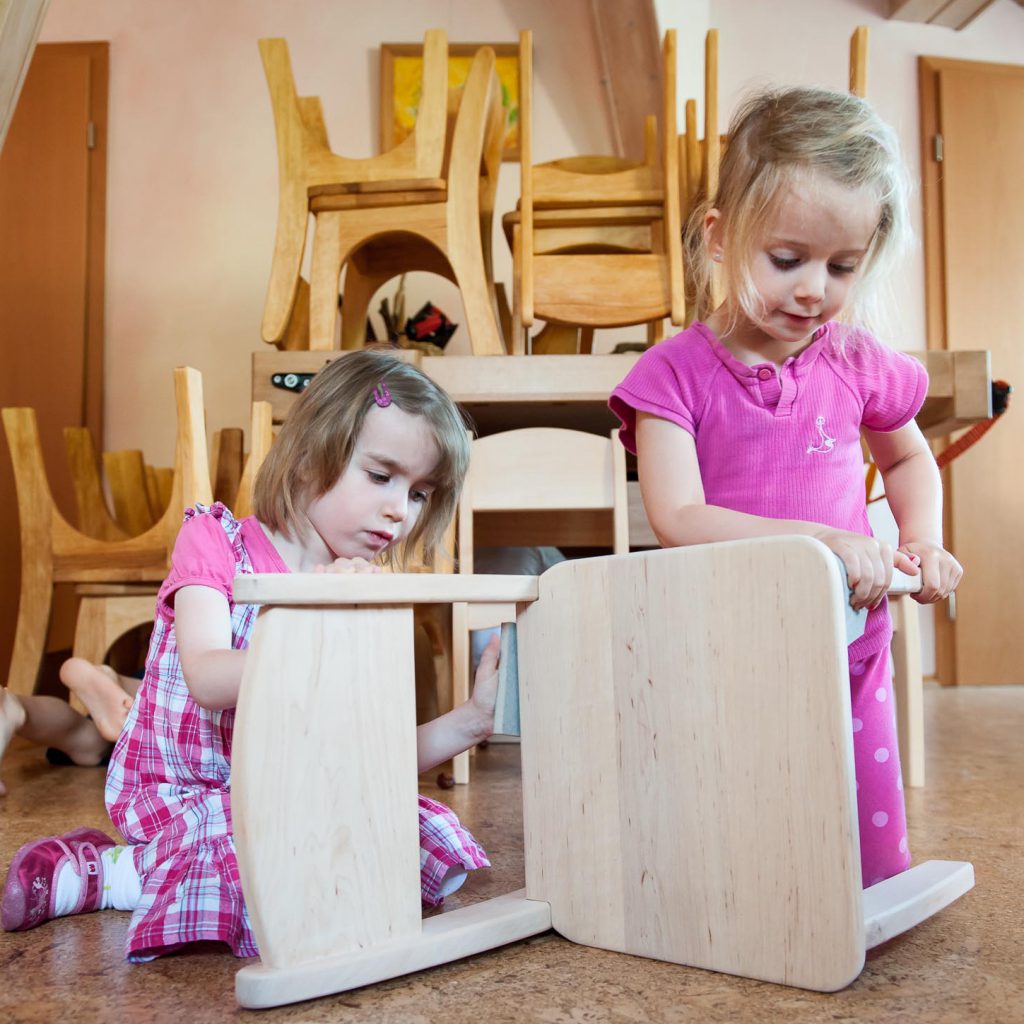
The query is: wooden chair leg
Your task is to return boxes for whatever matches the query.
[6,554,53,696]
[891,594,925,788]
[339,263,389,350]
[262,181,309,345]
[447,216,504,356]
[451,601,471,783]
[309,211,346,350]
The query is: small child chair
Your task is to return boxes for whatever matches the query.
[451,426,629,782]
[229,535,972,1008]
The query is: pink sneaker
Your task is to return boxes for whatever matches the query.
[2,826,116,931]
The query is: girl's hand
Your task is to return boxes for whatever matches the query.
[469,633,501,737]
[815,528,919,611]
[314,557,382,574]
[898,540,963,604]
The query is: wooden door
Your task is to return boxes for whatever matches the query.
[0,42,107,681]
[920,57,1024,685]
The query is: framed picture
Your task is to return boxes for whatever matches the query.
[379,42,520,161]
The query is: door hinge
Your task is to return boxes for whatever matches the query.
[86,122,97,150]
[933,133,944,163]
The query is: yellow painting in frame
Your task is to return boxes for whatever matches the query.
[380,42,519,161]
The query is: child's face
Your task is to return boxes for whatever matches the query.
[711,173,880,358]
[304,405,440,562]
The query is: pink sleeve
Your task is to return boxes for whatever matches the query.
[156,512,237,618]
[855,335,930,432]
[609,342,700,454]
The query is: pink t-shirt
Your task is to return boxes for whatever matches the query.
[609,321,928,659]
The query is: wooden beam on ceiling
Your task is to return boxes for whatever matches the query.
[589,0,661,161]
[888,0,1002,30]
[0,0,51,153]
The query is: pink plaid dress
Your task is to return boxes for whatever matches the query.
[105,504,488,962]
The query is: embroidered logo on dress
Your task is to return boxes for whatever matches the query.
[806,415,836,454]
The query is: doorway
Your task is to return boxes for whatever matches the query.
[0,41,108,685]
[919,55,1024,686]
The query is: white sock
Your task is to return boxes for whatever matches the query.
[437,866,467,898]
[99,845,141,910]
[53,844,141,915]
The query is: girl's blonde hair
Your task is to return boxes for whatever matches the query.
[684,86,911,340]
[253,348,470,568]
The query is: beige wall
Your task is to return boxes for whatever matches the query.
[35,0,1024,674]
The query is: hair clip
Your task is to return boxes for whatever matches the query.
[372,381,392,408]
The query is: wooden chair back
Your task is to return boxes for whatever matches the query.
[233,401,274,520]
[457,427,629,574]
[62,425,130,542]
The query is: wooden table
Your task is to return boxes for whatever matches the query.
[252,348,992,549]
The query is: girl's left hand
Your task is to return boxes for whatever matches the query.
[897,541,963,604]
[314,557,382,574]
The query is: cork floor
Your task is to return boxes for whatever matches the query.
[1,684,1022,1024]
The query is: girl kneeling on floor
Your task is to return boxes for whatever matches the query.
[3,349,499,960]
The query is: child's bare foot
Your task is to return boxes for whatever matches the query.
[0,688,28,797]
[59,659,134,744]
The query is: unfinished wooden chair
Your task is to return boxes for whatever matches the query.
[1,367,211,697]
[451,426,629,782]
[229,536,973,1008]
[508,29,683,354]
[259,32,505,355]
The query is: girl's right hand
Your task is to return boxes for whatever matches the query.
[314,557,382,574]
[814,528,918,611]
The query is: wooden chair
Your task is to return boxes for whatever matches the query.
[66,400,273,696]
[229,537,973,1008]
[1,367,211,697]
[451,426,629,782]
[508,29,683,354]
[259,32,505,355]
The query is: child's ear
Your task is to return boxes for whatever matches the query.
[704,209,725,262]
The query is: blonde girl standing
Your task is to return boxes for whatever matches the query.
[4,350,499,957]
[610,87,962,886]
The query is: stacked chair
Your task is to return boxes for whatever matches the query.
[506,29,683,354]
[259,31,505,354]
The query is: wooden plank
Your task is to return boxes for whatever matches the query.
[234,606,422,970]
[236,890,552,1009]
[233,572,539,607]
